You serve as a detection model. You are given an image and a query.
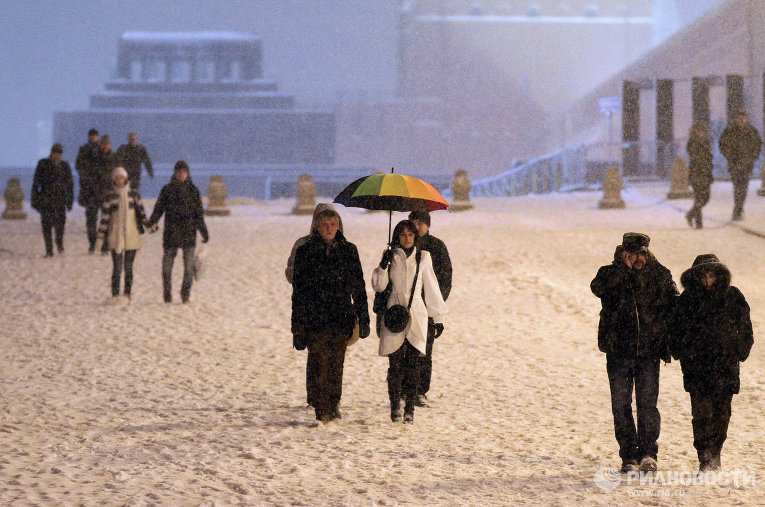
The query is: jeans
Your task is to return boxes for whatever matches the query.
[162,246,195,298]
[111,249,137,296]
[388,340,421,412]
[41,208,66,255]
[606,355,661,461]
[690,390,733,458]
[307,331,348,420]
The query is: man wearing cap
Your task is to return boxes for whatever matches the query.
[407,210,452,406]
[719,109,762,221]
[591,232,678,473]
[76,128,103,252]
[31,143,73,257]
[117,132,153,192]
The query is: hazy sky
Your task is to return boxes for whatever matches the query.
[0,0,397,166]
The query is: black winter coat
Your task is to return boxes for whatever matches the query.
[686,137,714,190]
[670,263,753,394]
[149,176,208,248]
[719,123,762,172]
[31,158,73,212]
[591,247,678,360]
[75,142,102,206]
[291,231,370,337]
[418,233,452,300]
[116,144,154,182]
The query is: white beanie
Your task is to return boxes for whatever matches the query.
[112,166,128,181]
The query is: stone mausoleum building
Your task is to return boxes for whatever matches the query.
[54,32,365,197]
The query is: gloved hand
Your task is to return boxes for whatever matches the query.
[146,223,158,234]
[293,333,307,351]
[202,234,209,244]
[433,323,444,339]
[358,322,370,339]
[379,248,394,269]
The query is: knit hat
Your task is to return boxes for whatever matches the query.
[691,253,722,269]
[112,166,128,181]
[680,253,731,290]
[408,210,431,227]
[622,232,650,253]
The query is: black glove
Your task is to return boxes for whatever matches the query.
[379,248,394,269]
[358,322,370,339]
[433,323,444,339]
[293,333,307,351]
[202,236,209,244]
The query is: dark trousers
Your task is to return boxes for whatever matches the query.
[388,340,421,410]
[40,208,66,255]
[84,205,105,251]
[111,249,137,296]
[690,390,733,459]
[162,246,195,298]
[606,355,661,461]
[688,186,710,227]
[306,353,316,407]
[307,331,348,419]
[419,320,436,395]
[730,169,751,219]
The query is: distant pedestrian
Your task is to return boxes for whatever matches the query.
[685,122,714,229]
[291,207,370,424]
[670,254,753,472]
[116,132,153,192]
[372,220,446,424]
[590,232,678,473]
[285,203,344,409]
[94,167,153,303]
[147,160,209,304]
[31,143,73,257]
[75,128,103,253]
[406,210,451,407]
[719,109,761,221]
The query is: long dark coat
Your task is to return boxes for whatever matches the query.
[291,231,370,337]
[418,233,452,300]
[75,142,102,206]
[590,246,678,360]
[719,123,762,174]
[686,137,714,190]
[149,176,209,248]
[670,262,753,394]
[31,158,73,212]
[116,143,154,182]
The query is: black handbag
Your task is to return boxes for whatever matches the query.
[383,251,421,333]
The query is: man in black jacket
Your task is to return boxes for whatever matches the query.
[408,210,451,406]
[148,160,209,304]
[90,135,121,254]
[75,128,103,253]
[116,132,153,192]
[31,143,73,257]
[719,109,762,221]
[291,208,370,423]
[590,232,678,474]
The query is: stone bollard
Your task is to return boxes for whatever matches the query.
[2,178,27,219]
[758,161,765,197]
[666,158,694,199]
[599,166,625,209]
[293,174,316,215]
[205,175,231,216]
[450,169,474,211]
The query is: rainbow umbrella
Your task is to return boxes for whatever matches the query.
[334,168,449,242]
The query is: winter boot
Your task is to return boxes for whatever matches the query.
[620,459,639,473]
[698,449,714,472]
[639,456,657,472]
[403,397,415,424]
[390,399,402,422]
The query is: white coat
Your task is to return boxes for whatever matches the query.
[372,247,447,356]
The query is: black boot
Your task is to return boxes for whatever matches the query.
[403,396,415,424]
[390,399,402,422]
[698,449,714,472]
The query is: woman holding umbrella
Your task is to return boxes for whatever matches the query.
[372,219,447,423]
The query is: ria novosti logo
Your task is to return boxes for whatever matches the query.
[593,468,757,490]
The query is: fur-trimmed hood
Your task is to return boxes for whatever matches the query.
[680,254,731,292]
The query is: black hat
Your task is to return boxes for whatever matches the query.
[622,232,650,253]
[692,253,722,269]
[51,143,63,154]
[88,128,99,137]
[408,210,431,227]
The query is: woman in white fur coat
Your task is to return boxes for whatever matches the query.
[95,166,153,303]
[372,219,447,423]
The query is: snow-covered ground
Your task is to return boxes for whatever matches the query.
[1,181,763,505]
